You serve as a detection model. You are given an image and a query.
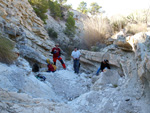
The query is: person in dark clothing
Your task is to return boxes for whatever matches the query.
[51,43,66,69]
[96,59,110,75]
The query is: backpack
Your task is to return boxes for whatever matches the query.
[36,74,46,81]
[52,64,57,71]
[32,63,39,72]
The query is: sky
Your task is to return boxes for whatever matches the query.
[66,0,150,16]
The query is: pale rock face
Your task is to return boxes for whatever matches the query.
[0,0,55,65]
[0,58,59,101]
[0,89,74,113]
[45,9,87,46]
[45,11,70,45]
[92,70,121,91]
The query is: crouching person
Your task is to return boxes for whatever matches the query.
[96,59,110,76]
[46,59,57,72]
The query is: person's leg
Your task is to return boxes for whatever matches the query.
[96,67,101,75]
[73,60,76,73]
[53,58,57,65]
[76,60,80,74]
[58,57,66,69]
[47,70,51,72]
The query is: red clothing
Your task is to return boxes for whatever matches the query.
[47,64,55,72]
[53,57,66,69]
[51,47,61,58]
[51,47,66,69]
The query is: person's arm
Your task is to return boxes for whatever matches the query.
[79,51,81,58]
[78,51,81,59]
[51,48,54,54]
[107,63,110,69]
[71,51,74,59]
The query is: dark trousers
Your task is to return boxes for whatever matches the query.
[73,59,80,74]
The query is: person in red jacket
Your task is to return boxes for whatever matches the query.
[51,43,66,69]
[46,59,56,72]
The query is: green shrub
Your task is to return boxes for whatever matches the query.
[63,4,72,10]
[47,28,58,38]
[59,44,74,61]
[49,0,62,19]
[0,34,16,64]
[64,12,76,37]
[90,46,99,52]
[113,84,118,88]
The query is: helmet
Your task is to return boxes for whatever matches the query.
[104,59,109,63]
[46,59,51,64]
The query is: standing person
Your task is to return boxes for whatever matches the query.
[51,43,66,69]
[71,47,81,74]
[96,59,110,75]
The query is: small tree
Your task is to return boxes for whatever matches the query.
[49,0,62,19]
[64,12,76,37]
[77,1,88,14]
[89,2,101,15]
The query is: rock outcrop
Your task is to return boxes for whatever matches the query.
[78,32,150,113]
[0,88,74,113]
[0,0,55,65]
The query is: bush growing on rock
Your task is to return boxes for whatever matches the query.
[47,28,58,38]
[49,0,62,19]
[63,4,72,10]
[0,34,16,64]
[64,12,76,37]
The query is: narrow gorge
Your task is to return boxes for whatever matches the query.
[0,0,150,113]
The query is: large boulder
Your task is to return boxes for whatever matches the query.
[114,37,133,51]
[92,70,121,90]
